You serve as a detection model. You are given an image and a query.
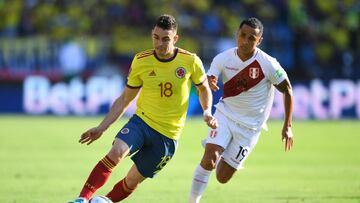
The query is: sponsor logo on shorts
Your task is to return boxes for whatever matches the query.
[121,128,130,134]
[209,130,217,138]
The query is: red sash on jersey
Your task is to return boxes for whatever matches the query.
[223,60,264,99]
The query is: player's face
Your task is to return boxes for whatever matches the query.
[236,24,262,58]
[152,26,178,59]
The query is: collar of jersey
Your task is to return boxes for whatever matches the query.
[153,48,178,62]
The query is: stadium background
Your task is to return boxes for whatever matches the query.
[0,0,359,118]
[0,0,360,119]
[1,1,360,203]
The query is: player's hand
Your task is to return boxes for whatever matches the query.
[79,127,104,145]
[208,75,219,91]
[203,114,218,129]
[282,126,294,152]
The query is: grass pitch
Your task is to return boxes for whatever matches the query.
[0,115,359,203]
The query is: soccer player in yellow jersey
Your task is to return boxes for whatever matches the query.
[69,14,218,203]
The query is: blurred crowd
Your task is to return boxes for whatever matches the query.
[0,0,359,81]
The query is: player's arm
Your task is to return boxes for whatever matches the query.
[207,75,219,91]
[207,52,222,91]
[79,86,140,145]
[196,78,218,129]
[274,78,294,151]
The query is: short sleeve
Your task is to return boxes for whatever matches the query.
[264,58,288,85]
[191,55,207,85]
[207,53,223,77]
[127,57,142,88]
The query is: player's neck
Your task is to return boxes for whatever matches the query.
[237,48,255,62]
[155,48,177,60]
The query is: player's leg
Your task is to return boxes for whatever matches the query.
[77,138,130,201]
[106,138,131,164]
[106,164,146,202]
[215,158,236,183]
[107,116,177,202]
[73,115,145,202]
[189,143,224,203]
[201,143,224,170]
[189,111,231,203]
[216,123,261,183]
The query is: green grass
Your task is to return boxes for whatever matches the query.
[0,116,359,203]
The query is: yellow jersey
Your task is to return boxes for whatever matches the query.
[127,48,206,140]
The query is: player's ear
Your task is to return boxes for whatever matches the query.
[257,37,263,46]
[173,34,179,44]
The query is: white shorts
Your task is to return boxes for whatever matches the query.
[205,110,261,170]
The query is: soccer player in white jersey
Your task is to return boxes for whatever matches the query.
[188,17,294,203]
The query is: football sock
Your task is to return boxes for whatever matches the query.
[188,165,212,203]
[79,156,116,200]
[106,177,137,202]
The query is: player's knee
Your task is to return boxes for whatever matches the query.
[216,173,231,184]
[107,149,122,164]
[200,155,217,170]
[125,165,145,190]
[107,141,130,164]
[125,176,140,190]
[201,144,223,170]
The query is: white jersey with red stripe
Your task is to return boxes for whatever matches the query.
[208,47,288,131]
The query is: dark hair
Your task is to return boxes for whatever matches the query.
[154,14,177,31]
[239,17,263,36]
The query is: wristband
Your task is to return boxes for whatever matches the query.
[203,108,212,117]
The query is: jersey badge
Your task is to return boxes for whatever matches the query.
[120,128,130,134]
[175,67,186,78]
[149,70,156,76]
[275,69,284,79]
[249,67,260,79]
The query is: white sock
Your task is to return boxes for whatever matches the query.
[188,165,212,203]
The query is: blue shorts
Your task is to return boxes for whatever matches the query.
[116,114,177,178]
